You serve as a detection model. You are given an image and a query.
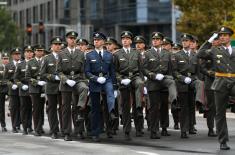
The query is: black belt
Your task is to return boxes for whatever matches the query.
[93,72,109,77]
[64,71,81,75]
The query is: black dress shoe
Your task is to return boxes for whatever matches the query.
[161,129,171,136]
[76,114,84,122]
[124,132,131,141]
[16,126,21,131]
[189,129,197,134]
[51,133,58,139]
[112,130,117,135]
[220,143,230,150]
[107,133,113,138]
[64,135,72,141]
[12,128,18,133]
[92,136,101,142]
[208,130,217,137]
[110,112,118,121]
[40,129,45,134]
[181,132,188,138]
[150,132,160,139]
[2,127,7,132]
[174,124,179,130]
[34,132,41,136]
[27,128,33,133]
[78,132,85,139]
[136,130,143,137]
[22,130,28,135]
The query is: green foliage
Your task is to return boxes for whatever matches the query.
[0,8,23,52]
[175,0,235,42]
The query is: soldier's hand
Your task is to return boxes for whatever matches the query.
[155,73,164,81]
[55,75,60,81]
[144,76,148,81]
[121,79,131,85]
[97,77,106,84]
[184,77,192,84]
[40,93,46,98]
[22,85,29,91]
[114,90,118,98]
[143,87,148,95]
[208,33,218,43]
[11,84,18,90]
[66,79,76,87]
[37,81,46,86]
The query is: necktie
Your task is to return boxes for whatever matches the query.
[99,51,102,60]
[126,49,130,54]
[38,60,41,66]
[226,48,231,55]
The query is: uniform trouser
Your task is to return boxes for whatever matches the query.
[215,90,229,144]
[57,94,63,133]
[90,92,102,136]
[102,94,112,135]
[75,82,89,108]
[149,91,161,133]
[171,108,179,125]
[30,94,45,133]
[178,92,189,133]
[61,92,72,135]
[20,96,32,131]
[0,93,6,127]
[188,89,196,130]
[47,94,60,133]
[160,91,169,129]
[112,98,119,131]
[132,77,144,108]
[191,79,205,104]
[205,89,215,130]
[9,95,20,129]
[85,103,91,134]
[132,99,144,133]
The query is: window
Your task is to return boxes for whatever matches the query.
[47,1,51,21]
[55,0,58,19]
[33,6,38,23]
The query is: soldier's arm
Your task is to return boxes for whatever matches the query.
[25,61,38,86]
[40,57,55,82]
[171,54,187,82]
[14,63,23,87]
[57,53,69,84]
[5,64,13,87]
[137,52,144,81]
[113,53,122,83]
[109,55,118,89]
[84,53,98,82]
[198,41,213,59]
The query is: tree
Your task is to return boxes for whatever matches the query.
[175,0,235,43]
[0,8,23,52]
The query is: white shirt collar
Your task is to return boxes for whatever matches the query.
[67,47,75,53]
[183,48,190,55]
[95,48,104,56]
[223,45,232,55]
[35,57,42,62]
[123,47,131,53]
[153,47,161,52]
[13,60,20,66]
[52,52,58,59]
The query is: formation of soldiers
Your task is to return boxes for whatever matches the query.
[0,26,235,150]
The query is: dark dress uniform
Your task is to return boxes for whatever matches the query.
[143,47,177,138]
[198,27,235,149]
[171,47,203,138]
[0,60,8,131]
[25,57,45,135]
[5,59,21,132]
[57,47,88,140]
[40,52,61,138]
[14,60,32,134]
[85,47,117,139]
[114,47,144,139]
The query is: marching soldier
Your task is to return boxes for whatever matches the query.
[57,31,88,141]
[198,26,235,150]
[114,31,144,140]
[14,45,34,135]
[40,37,63,139]
[26,45,46,136]
[0,52,10,132]
[171,34,204,138]
[5,48,21,133]
[143,32,177,139]
[85,32,117,142]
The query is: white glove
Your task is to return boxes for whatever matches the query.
[184,77,192,84]
[40,93,46,98]
[143,87,148,95]
[155,73,164,81]
[37,81,46,86]
[121,79,131,86]
[22,85,29,91]
[97,77,106,84]
[87,91,90,96]
[55,75,60,81]
[114,90,118,98]
[66,79,76,87]
[208,33,218,43]
[12,84,18,90]
[144,76,148,81]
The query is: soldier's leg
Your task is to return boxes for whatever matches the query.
[179,92,189,136]
[57,93,63,134]
[133,78,144,108]
[188,89,196,133]
[61,92,72,135]
[47,94,59,134]
[27,97,33,131]
[171,108,179,129]
[71,93,80,134]
[120,88,131,135]
[214,90,229,144]
[160,91,170,136]
[77,82,89,108]
[102,93,113,137]
[0,93,6,128]
[20,96,29,132]
[206,90,216,135]
[85,98,92,136]
[9,95,20,131]
[149,91,161,138]
[38,97,45,133]
[162,78,177,103]
[30,94,41,134]
[90,92,101,136]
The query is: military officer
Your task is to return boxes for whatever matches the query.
[85,32,117,142]
[40,37,63,139]
[14,45,34,135]
[171,33,204,138]
[57,31,88,141]
[198,26,235,150]
[5,48,21,133]
[76,38,89,52]
[0,52,10,132]
[172,43,183,53]
[114,31,144,140]
[26,44,46,136]
[143,32,177,139]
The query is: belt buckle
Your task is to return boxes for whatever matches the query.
[99,73,103,77]
[228,73,232,77]
[37,76,40,80]
[187,73,191,76]
[129,72,133,77]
